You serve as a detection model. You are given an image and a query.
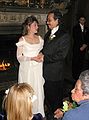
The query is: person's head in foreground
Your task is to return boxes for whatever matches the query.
[54,70,89,119]
[71,69,89,102]
[3,83,35,120]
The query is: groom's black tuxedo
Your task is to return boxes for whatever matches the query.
[42,25,70,82]
[42,25,70,112]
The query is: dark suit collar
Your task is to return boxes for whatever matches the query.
[54,24,66,37]
[51,26,59,35]
[45,24,66,41]
[78,23,87,33]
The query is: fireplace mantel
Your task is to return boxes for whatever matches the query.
[0,9,47,25]
[0,7,48,36]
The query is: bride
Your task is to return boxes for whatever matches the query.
[16,15,45,117]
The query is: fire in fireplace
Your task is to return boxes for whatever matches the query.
[0,60,10,71]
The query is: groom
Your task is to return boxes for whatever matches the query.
[33,9,70,116]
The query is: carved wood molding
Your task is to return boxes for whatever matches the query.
[0,12,47,25]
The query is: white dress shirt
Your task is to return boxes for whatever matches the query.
[80,23,84,32]
[51,26,59,36]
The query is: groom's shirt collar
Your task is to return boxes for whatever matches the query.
[51,26,59,36]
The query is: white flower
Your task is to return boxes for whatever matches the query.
[61,100,77,113]
[62,101,69,112]
[49,34,56,40]
[5,89,9,95]
[29,93,37,103]
[31,95,37,103]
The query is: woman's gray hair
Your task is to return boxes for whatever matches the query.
[79,70,89,95]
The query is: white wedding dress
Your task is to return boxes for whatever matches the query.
[16,36,45,117]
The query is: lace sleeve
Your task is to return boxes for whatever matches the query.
[16,38,31,63]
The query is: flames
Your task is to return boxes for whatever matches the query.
[0,60,10,71]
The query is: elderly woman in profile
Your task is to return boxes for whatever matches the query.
[54,70,89,120]
[3,83,43,120]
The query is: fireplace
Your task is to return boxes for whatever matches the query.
[0,34,20,90]
[0,8,47,90]
[0,26,46,91]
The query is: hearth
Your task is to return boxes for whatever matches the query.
[0,34,19,91]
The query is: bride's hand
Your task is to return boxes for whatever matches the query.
[31,53,44,62]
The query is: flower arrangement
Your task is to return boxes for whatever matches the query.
[54,100,78,119]
[61,100,77,113]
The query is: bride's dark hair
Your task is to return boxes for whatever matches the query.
[22,15,39,35]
